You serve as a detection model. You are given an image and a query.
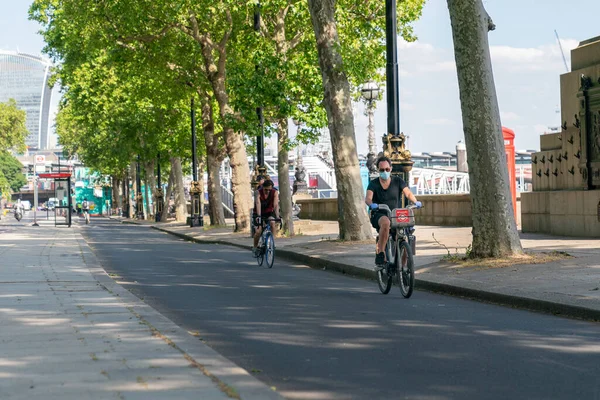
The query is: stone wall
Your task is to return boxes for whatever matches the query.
[296,198,339,221]
[522,35,600,237]
[297,194,481,226]
[413,194,472,226]
[521,190,600,237]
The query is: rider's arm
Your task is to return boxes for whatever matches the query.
[274,191,280,219]
[365,190,375,206]
[402,187,418,205]
[254,191,261,217]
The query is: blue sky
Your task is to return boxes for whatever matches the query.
[2,1,600,153]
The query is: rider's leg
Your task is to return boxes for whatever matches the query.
[253,226,263,248]
[270,220,277,237]
[377,216,391,259]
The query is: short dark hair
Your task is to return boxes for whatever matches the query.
[262,179,274,188]
[257,175,266,181]
[377,156,392,168]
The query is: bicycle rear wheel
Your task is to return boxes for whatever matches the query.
[396,240,415,298]
[265,232,275,268]
[377,238,393,294]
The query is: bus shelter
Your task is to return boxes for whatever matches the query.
[38,173,72,227]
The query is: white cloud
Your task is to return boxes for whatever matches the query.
[490,39,579,72]
[398,40,435,53]
[400,103,416,111]
[500,111,520,121]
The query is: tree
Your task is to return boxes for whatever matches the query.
[31,0,254,231]
[307,0,372,240]
[0,99,28,198]
[0,151,27,192]
[0,99,28,153]
[305,0,425,240]
[447,0,522,257]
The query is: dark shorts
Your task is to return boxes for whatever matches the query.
[254,212,275,226]
[370,211,389,231]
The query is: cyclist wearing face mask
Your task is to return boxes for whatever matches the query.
[365,156,422,266]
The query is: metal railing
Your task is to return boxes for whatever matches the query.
[411,168,470,195]
[221,186,235,217]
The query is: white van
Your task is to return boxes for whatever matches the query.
[21,200,32,211]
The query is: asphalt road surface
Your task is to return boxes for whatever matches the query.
[80,218,600,400]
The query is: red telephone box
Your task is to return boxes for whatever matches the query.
[502,127,517,218]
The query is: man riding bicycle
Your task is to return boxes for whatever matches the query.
[252,179,280,256]
[82,198,90,219]
[365,156,422,266]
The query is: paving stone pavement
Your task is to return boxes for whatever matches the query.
[0,222,282,400]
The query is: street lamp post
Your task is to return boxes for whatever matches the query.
[251,2,268,191]
[190,97,203,227]
[383,0,413,204]
[155,153,164,222]
[361,81,381,178]
[135,155,144,220]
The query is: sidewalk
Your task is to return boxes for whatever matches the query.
[115,217,600,321]
[0,220,282,399]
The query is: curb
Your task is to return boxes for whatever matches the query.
[150,224,600,322]
[77,227,284,399]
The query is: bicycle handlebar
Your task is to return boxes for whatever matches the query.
[375,204,423,214]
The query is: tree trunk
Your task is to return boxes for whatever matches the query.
[113,176,122,212]
[307,0,373,241]
[170,156,187,222]
[144,160,155,220]
[199,39,252,232]
[200,93,226,226]
[277,118,294,236]
[129,163,136,218]
[161,166,175,222]
[447,0,522,257]
[198,156,206,225]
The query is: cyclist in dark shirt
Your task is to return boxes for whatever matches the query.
[253,179,280,255]
[365,156,422,266]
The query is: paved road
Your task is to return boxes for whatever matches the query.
[81,219,600,400]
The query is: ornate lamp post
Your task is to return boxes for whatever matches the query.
[190,97,203,227]
[383,0,413,204]
[361,81,381,178]
[292,119,307,196]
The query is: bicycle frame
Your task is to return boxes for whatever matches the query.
[376,204,418,266]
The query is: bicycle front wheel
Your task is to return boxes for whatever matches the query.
[265,232,275,268]
[256,236,265,266]
[396,240,415,298]
[377,238,393,294]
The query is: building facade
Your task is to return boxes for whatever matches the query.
[0,50,53,150]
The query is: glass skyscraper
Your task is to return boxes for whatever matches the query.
[0,50,53,150]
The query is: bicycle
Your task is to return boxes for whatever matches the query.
[254,217,282,268]
[373,204,419,298]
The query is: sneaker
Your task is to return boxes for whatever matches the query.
[375,252,385,266]
[252,247,258,257]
